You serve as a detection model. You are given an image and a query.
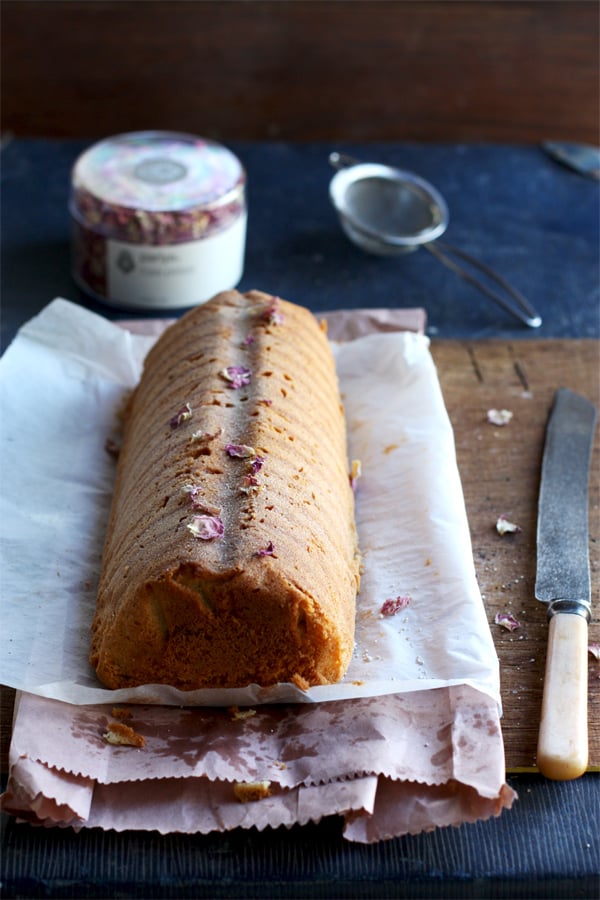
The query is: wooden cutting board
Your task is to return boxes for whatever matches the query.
[1,338,598,775]
[430,338,599,771]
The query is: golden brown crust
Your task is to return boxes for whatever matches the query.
[90,289,359,690]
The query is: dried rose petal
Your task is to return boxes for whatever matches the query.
[496,514,522,535]
[187,514,224,540]
[226,443,256,458]
[263,296,284,325]
[380,595,411,616]
[487,408,513,426]
[220,366,251,389]
[350,459,362,491]
[241,333,255,348]
[169,403,192,428]
[588,642,600,661]
[256,541,275,557]
[494,611,521,632]
[249,455,265,474]
[182,485,221,515]
[240,474,260,493]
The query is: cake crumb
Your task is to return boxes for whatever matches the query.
[234,781,271,802]
[229,706,257,721]
[103,722,145,748]
[487,408,513,426]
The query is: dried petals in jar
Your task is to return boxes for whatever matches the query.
[70,131,247,310]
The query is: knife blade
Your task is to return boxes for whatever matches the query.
[542,140,600,180]
[535,388,597,780]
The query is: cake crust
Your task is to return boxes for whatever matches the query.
[90,290,359,690]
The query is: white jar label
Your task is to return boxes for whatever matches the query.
[106,211,247,309]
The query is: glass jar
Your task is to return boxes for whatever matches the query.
[70,131,247,310]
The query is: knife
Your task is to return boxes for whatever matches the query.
[541,140,600,180]
[535,388,597,780]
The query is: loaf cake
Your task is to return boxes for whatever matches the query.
[90,289,360,690]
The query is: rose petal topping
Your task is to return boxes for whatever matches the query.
[240,474,260,492]
[256,541,276,557]
[226,443,256,458]
[187,515,224,540]
[241,333,255,348]
[588,642,600,661]
[487,408,513,426]
[494,611,521,632]
[496,514,522,535]
[380,595,411,616]
[169,403,192,428]
[220,366,251,389]
[249,455,265,474]
[182,485,221,515]
[263,296,284,325]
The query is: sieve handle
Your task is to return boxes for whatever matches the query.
[425,240,542,328]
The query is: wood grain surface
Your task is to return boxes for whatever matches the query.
[431,339,599,772]
[1,339,598,776]
[2,1,598,144]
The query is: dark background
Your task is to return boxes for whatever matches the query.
[2,0,599,144]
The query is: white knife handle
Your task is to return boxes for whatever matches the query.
[537,612,589,780]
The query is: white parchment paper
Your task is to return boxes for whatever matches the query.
[0,299,500,707]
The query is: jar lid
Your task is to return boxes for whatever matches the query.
[71,131,245,213]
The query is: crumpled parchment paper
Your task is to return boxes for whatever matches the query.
[0,298,515,840]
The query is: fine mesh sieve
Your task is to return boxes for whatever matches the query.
[329,152,542,329]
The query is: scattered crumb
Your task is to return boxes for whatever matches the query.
[496,514,522,535]
[487,408,513,426]
[228,706,257,721]
[350,459,362,490]
[234,781,271,803]
[104,437,121,459]
[103,722,145,748]
[110,707,132,720]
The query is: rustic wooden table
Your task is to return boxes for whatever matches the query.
[432,338,599,771]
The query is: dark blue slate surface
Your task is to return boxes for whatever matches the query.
[1,772,599,898]
[1,138,599,352]
[1,140,599,897]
